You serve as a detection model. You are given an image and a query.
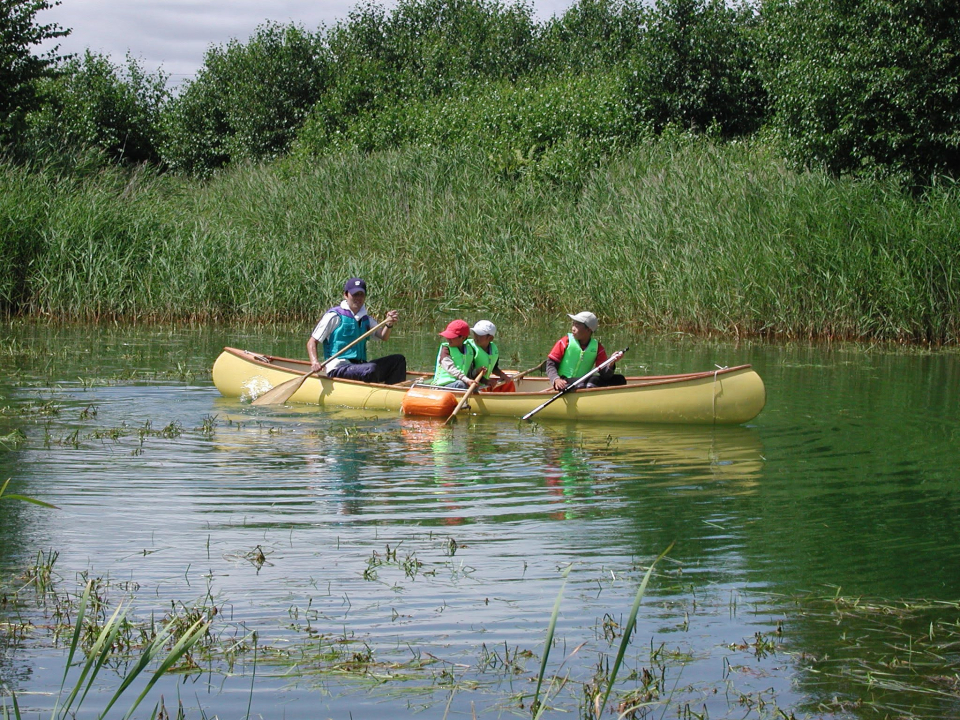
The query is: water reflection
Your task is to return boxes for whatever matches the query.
[202,398,766,528]
[3,322,960,719]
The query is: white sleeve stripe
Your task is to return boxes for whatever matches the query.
[311,312,341,342]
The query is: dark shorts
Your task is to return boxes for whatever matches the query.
[326,354,407,385]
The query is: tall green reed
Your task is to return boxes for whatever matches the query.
[1,138,957,342]
[532,564,572,717]
[533,544,673,719]
[2,578,209,720]
[596,542,673,718]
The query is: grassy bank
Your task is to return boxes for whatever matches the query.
[2,138,958,343]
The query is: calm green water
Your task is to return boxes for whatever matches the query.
[1,322,959,719]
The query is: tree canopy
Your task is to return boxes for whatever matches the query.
[1,0,69,147]
[763,0,960,184]
[3,0,960,186]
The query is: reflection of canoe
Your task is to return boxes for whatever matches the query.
[547,423,765,487]
[212,347,766,425]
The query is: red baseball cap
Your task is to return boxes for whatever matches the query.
[439,320,470,339]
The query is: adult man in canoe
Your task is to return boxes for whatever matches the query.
[307,278,407,384]
[545,311,626,391]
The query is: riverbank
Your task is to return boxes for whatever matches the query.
[2,138,958,343]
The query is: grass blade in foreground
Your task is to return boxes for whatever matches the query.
[53,579,95,718]
[532,564,573,718]
[0,478,58,509]
[2,691,22,720]
[115,616,210,720]
[10,577,212,720]
[597,542,674,718]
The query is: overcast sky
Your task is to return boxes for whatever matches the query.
[38,0,575,85]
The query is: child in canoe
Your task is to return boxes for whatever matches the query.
[465,320,512,391]
[545,311,626,391]
[429,320,477,389]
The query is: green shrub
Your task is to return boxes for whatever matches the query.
[305,0,541,147]
[297,71,636,187]
[161,22,328,172]
[538,0,647,73]
[0,0,69,149]
[22,51,168,166]
[625,0,766,137]
[761,0,960,185]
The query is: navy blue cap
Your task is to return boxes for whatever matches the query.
[344,278,367,294]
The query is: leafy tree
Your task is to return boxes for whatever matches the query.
[539,0,646,73]
[0,0,69,147]
[384,0,540,94]
[312,0,393,140]
[162,21,328,173]
[761,0,960,185]
[625,0,766,137]
[24,51,169,165]
[302,0,541,154]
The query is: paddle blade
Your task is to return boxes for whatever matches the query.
[442,370,485,426]
[251,372,312,406]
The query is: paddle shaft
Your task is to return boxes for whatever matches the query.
[442,368,486,426]
[521,347,628,421]
[487,360,545,391]
[252,318,391,406]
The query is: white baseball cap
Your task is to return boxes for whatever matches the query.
[567,311,598,331]
[471,320,497,336]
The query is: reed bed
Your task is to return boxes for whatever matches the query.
[2,138,958,343]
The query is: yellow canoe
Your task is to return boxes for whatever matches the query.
[212,347,766,425]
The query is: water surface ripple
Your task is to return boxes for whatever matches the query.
[1,324,959,719]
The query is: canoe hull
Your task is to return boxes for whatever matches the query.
[212,348,765,425]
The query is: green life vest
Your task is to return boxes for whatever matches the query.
[557,334,598,378]
[431,343,476,386]
[465,339,498,375]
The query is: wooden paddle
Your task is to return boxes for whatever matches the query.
[486,360,545,391]
[442,368,486,426]
[252,318,391,406]
[521,348,627,421]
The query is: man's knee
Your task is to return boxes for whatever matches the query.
[376,354,407,385]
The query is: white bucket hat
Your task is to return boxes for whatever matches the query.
[471,320,497,337]
[567,311,598,331]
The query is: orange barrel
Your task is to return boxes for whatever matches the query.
[401,386,459,417]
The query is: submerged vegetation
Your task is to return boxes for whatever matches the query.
[1,0,958,343]
[4,544,960,718]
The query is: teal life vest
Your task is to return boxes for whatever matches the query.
[431,343,475,386]
[465,338,498,375]
[323,308,372,362]
[557,334,598,378]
